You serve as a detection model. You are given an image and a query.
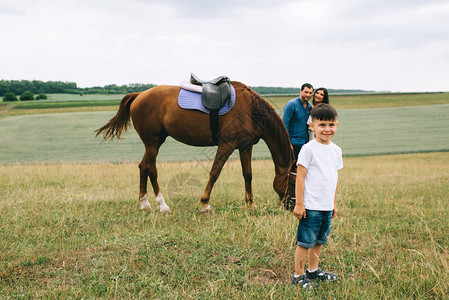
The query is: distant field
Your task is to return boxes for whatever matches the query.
[1,105,448,164]
[0,94,124,116]
[1,104,120,117]
[1,91,449,163]
[14,100,120,110]
[46,93,125,101]
[1,92,448,117]
[266,92,449,110]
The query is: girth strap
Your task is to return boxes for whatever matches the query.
[210,109,219,146]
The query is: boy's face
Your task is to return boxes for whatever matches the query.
[310,118,338,144]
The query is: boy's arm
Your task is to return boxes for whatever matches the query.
[293,164,307,220]
[332,182,338,218]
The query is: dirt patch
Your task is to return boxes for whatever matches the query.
[0,103,18,116]
[249,266,290,285]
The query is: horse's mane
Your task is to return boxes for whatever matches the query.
[232,81,294,163]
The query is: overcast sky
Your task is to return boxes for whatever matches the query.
[1,0,448,92]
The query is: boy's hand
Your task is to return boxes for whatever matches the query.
[293,204,306,220]
[332,206,338,218]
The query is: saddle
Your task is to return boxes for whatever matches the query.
[190,73,231,146]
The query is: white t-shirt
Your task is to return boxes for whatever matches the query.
[297,139,343,211]
[307,115,314,141]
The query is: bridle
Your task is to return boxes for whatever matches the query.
[281,168,297,211]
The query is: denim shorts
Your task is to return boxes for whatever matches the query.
[296,210,332,249]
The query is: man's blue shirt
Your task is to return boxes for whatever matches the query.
[282,97,312,146]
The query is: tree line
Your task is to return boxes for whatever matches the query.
[0,79,372,99]
[0,80,156,97]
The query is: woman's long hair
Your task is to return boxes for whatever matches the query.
[313,87,329,106]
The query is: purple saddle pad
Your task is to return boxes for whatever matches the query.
[178,84,236,115]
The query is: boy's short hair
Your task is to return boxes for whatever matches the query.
[311,103,338,121]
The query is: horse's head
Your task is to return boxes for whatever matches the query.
[273,163,297,211]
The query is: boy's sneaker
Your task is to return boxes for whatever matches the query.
[306,268,339,281]
[292,274,318,289]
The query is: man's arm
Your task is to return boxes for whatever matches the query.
[293,164,307,220]
[282,102,293,135]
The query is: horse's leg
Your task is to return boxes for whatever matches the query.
[200,143,236,213]
[239,145,254,207]
[139,139,171,213]
[139,152,152,210]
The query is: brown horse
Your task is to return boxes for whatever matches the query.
[96,81,296,213]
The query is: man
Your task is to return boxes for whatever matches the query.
[282,83,313,159]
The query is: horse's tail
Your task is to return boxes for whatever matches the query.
[95,92,140,140]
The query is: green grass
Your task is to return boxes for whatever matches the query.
[0,94,124,117]
[1,90,448,298]
[46,93,126,101]
[266,92,449,110]
[333,104,449,155]
[13,100,120,110]
[1,92,448,117]
[1,104,448,164]
[0,153,448,298]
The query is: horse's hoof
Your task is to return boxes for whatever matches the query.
[200,205,214,214]
[160,204,172,213]
[140,202,151,210]
[140,195,151,210]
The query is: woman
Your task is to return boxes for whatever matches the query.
[308,87,329,141]
[312,87,329,107]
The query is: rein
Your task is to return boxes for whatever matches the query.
[281,166,297,211]
[282,171,296,200]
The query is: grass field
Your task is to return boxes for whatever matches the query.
[265,92,449,110]
[46,93,126,101]
[1,91,449,117]
[0,153,448,298]
[13,100,121,110]
[1,91,448,298]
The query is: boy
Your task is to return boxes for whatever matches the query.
[291,103,343,289]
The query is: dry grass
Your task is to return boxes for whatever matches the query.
[0,153,448,298]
